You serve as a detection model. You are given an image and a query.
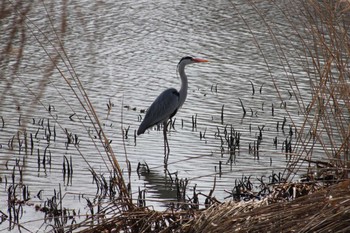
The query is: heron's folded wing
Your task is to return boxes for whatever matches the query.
[137,88,179,135]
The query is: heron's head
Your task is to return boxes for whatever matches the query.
[178,56,208,66]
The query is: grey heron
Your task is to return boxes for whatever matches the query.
[137,56,208,166]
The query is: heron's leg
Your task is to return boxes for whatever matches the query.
[163,121,170,169]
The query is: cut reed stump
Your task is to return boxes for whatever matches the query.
[181,180,350,233]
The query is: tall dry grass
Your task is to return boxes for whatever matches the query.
[282,0,350,181]
[4,0,129,194]
[1,1,131,231]
[228,0,349,181]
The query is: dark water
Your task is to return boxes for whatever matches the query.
[0,0,319,231]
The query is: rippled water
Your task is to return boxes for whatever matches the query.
[0,0,320,230]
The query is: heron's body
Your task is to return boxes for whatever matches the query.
[137,56,207,136]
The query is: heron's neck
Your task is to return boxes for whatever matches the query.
[178,63,188,108]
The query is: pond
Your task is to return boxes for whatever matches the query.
[0,0,320,231]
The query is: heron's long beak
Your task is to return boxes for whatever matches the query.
[193,58,209,63]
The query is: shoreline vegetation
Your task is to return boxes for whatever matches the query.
[1,0,349,232]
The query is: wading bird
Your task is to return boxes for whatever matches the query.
[137,56,208,167]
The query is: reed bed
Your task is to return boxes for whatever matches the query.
[74,180,348,232]
[74,206,197,233]
[182,180,350,233]
[280,0,350,180]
